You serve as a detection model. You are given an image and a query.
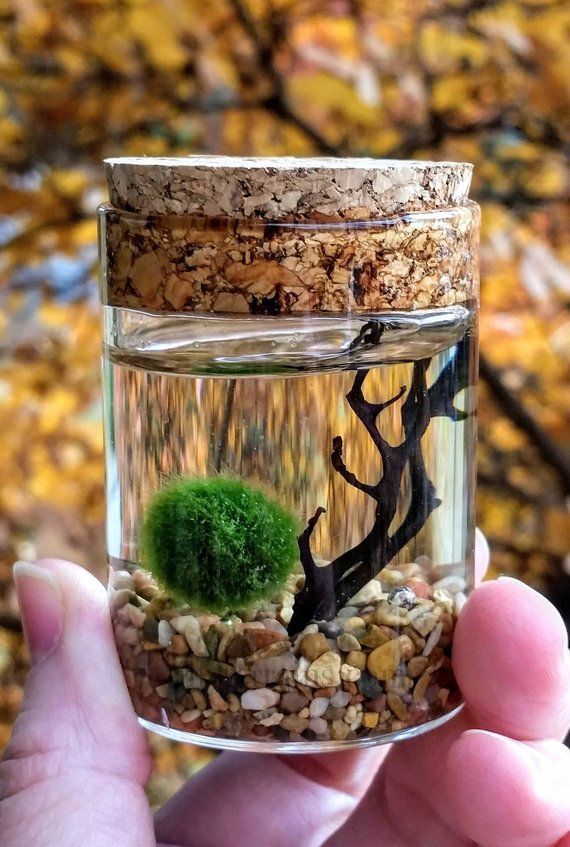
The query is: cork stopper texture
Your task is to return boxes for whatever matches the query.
[105,156,473,221]
[101,157,479,315]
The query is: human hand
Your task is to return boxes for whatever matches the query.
[2,534,569,847]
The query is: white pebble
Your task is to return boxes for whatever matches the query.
[330,690,352,708]
[158,620,174,647]
[340,663,361,682]
[454,592,467,615]
[111,570,134,590]
[185,628,209,657]
[422,623,443,657]
[349,579,386,605]
[123,626,140,646]
[181,709,201,723]
[170,614,199,634]
[241,688,281,711]
[309,697,329,718]
[262,619,289,638]
[308,717,328,735]
[337,606,358,618]
[294,656,318,688]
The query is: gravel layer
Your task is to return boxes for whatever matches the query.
[110,561,465,745]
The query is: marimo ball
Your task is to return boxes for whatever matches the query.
[140,477,299,613]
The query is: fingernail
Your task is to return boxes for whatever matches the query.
[13,561,63,662]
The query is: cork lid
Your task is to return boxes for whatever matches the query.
[104,156,473,221]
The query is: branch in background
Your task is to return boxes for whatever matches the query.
[480,353,570,495]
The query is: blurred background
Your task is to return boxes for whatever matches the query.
[0,0,568,802]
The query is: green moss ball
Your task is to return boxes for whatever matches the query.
[140,477,299,612]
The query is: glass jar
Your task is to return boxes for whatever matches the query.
[99,157,479,752]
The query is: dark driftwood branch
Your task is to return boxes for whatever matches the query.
[287,507,335,634]
[288,337,477,633]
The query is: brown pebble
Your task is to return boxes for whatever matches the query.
[346,650,367,671]
[192,689,207,711]
[147,652,170,683]
[314,687,336,698]
[300,632,330,661]
[280,714,309,733]
[280,690,310,714]
[208,685,229,712]
[360,625,394,649]
[413,670,432,703]
[245,628,285,652]
[225,635,251,659]
[366,694,387,712]
[407,656,430,678]
[401,626,426,652]
[387,692,408,721]
[227,693,241,712]
[170,634,189,654]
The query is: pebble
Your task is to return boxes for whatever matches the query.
[260,712,284,727]
[143,618,159,642]
[294,656,318,688]
[411,610,441,637]
[127,604,146,628]
[250,652,297,685]
[337,606,358,618]
[387,586,417,610]
[192,689,207,711]
[367,639,402,681]
[280,690,310,714]
[309,697,330,717]
[208,685,229,712]
[280,714,309,734]
[307,651,342,688]
[348,579,385,605]
[300,632,330,661]
[378,567,405,585]
[362,711,380,728]
[170,634,189,654]
[432,575,466,595]
[148,652,170,683]
[387,692,408,721]
[263,619,289,638]
[331,719,350,740]
[318,620,342,639]
[345,650,367,671]
[308,717,328,735]
[241,688,281,711]
[357,671,383,699]
[157,620,174,648]
[185,629,210,658]
[337,633,361,652]
[112,571,135,590]
[407,656,429,678]
[181,709,201,724]
[330,690,352,708]
[111,588,134,610]
[375,602,411,628]
[413,670,432,703]
[181,669,206,689]
[341,616,366,634]
[340,663,361,682]
[422,623,443,657]
[454,592,467,615]
[366,694,387,712]
[404,578,431,599]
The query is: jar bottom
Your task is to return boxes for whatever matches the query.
[138,704,464,753]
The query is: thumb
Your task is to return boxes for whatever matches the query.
[0,559,153,847]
